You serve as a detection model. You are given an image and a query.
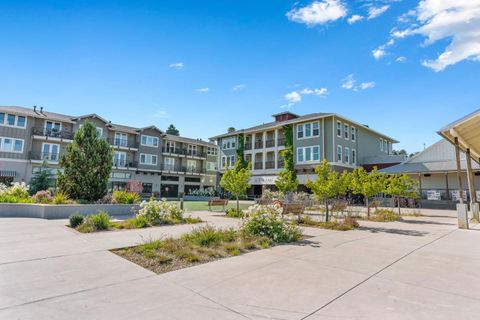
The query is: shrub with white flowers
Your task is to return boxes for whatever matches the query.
[137,198,184,224]
[0,182,31,203]
[241,205,302,243]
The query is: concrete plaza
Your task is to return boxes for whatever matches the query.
[1,210,479,319]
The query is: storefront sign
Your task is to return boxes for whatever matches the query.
[426,190,441,201]
[249,176,277,185]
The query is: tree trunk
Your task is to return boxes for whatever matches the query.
[325,199,329,222]
[366,196,370,220]
[397,196,401,215]
[236,195,240,215]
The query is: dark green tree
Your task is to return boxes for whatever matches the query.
[227,127,236,133]
[166,124,180,136]
[29,161,54,194]
[275,124,298,194]
[236,135,248,169]
[57,120,113,201]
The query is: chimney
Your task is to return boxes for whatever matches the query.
[33,105,37,113]
[40,107,43,114]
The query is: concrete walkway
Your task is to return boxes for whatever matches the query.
[1,211,479,319]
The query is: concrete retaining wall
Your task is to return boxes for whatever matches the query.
[0,203,140,219]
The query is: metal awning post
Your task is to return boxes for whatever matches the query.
[455,137,469,229]
[466,148,479,220]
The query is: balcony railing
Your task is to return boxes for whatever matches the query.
[265,139,275,148]
[254,162,263,170]
[277,138,286,146]
[32,127,74,140]
[254,141,263,149]
[30,152,60,162]
[244,142,252,150]
[160,163,206,174]
[112,160,137,168]
[108,138,138,149]
[265,161,275,169]
[162,147,206,158]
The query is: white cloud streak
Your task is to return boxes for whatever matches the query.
[232,84,246,91]
[169,62,184,69]
[342,74,375,91]
[347,14,364,24]
[286,0,347,26]
[367,5,390,19]
[195,88,210,92]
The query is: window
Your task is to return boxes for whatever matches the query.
[141,135,159,147]
[297,146,320,163]
[0,137,24,153]
[96,127,103,137]
[384,140,388,153]
[187,160,197,171]
[164,157,175,170]
[337,145,342,162]
[345,147,350,164]
[207,146,217,155]
[207,161,217,171]
[187,144,197,155]
[351,127,356,141]
[380,138,384,151]
[221,156,226,168]
[337,121,342,137]
[165,141,175,152]
[228,155,235,167]
[142,183,152,194]
[0,113,27,129]
[305,123,311,137]
[140,153,157,165]
[297,124,304,139]
[352,149,357,165]
[313,122,319,136]
[344,124,349,140]
[42,143,60,161]
[114,132,128,147]
[113,151,126,166]
[222,137,237,150]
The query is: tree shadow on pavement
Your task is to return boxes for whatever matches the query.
[357,226,429,237]
[400,219,456,226]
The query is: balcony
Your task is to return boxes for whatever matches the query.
[277,138,286,146]
[254,162,263,170]
[112,160,137,168]
[32,127,74,140]
[162,147,206,158]
[244,142,252,150]
[265,139,275,148]
[254,141,263,149]
[108,138,138,149]
[160,164,206,174]
[265,161,275,169]
[30,152,60,162]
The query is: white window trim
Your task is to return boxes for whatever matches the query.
[140,153,158,166]
[44,120,62,131]
[141,135,159,147]
[351,126,356,142]
[0,113,27,129]
[345,147,350,164]
[221,156,227,168]
[337,145,343,162]
[352,149,357,165]
[0,136,24,153]
[296,146,321,164]
[222,137,237,150]
[297,121,320,140]
[336,121,342,138]
[380,138,384,151]
[41,142,60,162]
[344,124,349,140]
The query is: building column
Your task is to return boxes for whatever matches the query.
[262,131,267,149]
[454,137,469,229]
[466,148,479,220]
[274,129,278,148]
[274,150,278,169]
[262,152,266,170]
[445,172,450,200]
[252,133,256,149]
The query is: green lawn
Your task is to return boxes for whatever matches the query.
[170,201,253,212]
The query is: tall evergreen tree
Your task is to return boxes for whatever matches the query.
[166,124,180,136]
[29,161,54,194]
[57,120,113,201]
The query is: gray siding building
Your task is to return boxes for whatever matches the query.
[0,106,218,198]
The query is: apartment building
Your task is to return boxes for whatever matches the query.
[0,106,218,198]
[211,112,400,196]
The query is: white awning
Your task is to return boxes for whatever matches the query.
[0,170,16,177]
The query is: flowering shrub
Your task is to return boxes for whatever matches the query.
[0,182,31,203]
[261,189,283,200]
[241,205,302,243]
[137,198,184,224]
[33,190,54,204]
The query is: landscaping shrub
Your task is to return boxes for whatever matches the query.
[124,216,151,229]
[137,198,184,224]
[241,205,302,243]
[0,182,31,203]
[32,190,54,204]
[69,213,84,228]
[52,192,73,204]
[112,190,141,204]
[88,211,111,230]
[296,215,359,231]
[372,209,402,222]
[225,208,244,218]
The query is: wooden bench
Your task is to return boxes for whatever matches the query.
[281,203,305,216]
[208,199,228,211]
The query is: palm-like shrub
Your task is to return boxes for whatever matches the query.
[112,190,141,204]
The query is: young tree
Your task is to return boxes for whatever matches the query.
[166,124,180,136]
[29,161,54,194]
[275,170,298,197]
[57,120,113,201]
[385,174,419,215]
[306,160,350,222]
[350,167,386,219]
[220,161,252,214]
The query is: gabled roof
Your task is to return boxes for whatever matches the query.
[137,125,163,134]
[210,112,398,142]
[72,113,110,124]
[0,106,76,123]
[163,133,216,147]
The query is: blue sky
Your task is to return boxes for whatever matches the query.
[1,0,479,153]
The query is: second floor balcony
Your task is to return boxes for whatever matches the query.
[160,163,206,174]
[162,147,206,158]
[32,127,74,140]
[112,159,137,168]
[107,138,138,149]
[30,152,61,162]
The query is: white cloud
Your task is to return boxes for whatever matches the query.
[367,5,390,19]
[285,91,302,104]
[347,14,364,24]
[342,74,375,91]
[153,110,168,118]
[392,0,480,71]
[286,0,347,26]
[300,87,328,96]
[232,84,246,91]
[396,56,407,62]
[372,47,387,59]
[341,74,355,89]
[360,82,376,90]
[195,88,209,92]
[169,62,184,69]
